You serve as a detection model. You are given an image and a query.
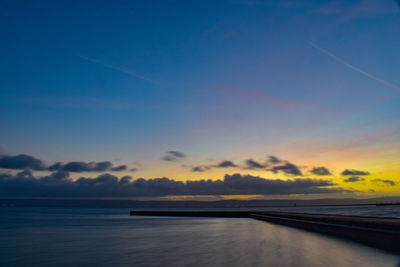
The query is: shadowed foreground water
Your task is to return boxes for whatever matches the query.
[0,208,399,267]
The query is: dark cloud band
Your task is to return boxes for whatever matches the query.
[0,171,347,197]
[0,154,129,173]
[0,154,46,171]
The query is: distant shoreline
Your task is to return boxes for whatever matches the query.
[1,196,400,208]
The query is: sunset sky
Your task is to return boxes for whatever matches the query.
[0,0,399,199]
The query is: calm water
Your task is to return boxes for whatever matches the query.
[0,207,399,267]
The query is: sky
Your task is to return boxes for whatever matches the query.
[0,0,399,199]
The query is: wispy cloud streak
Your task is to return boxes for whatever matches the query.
[80,56,165,86]
[308,41,400,91]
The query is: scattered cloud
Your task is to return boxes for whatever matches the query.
[192,166,206,172]
[341,169,370,176]
[343,176,365,183]
[48,162,62,171]
[216,160,238,168]
[0,154,46,171]
[162,151,186,162]
[244,159,267,169]
[191,156,301,174]
[0,171,348,197]
[167,151,186,158]
[371,179,397,186]
[310,166,331,176]
[110,165,127,171]
[269,162,303,176]
[268,156,282,164]
[49,161,113,172]
[190,160,237,172]
[162,155,176,161]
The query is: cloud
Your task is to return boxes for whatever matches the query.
[49,161,113,172]
[110,165,127,171]
[130,168,138,172]
[216,160,238,168]
[167,151,186,158]
[310,167,331,176]
[343,176,365,183]
[371,179,397,186]
[48,162,62,171]
[190,160,237,172]
[192,166,206,172]
[244,159,266,169]
[191,165,214,172]
[50,161,132,172]
[162,156,176,161]
[46,170,70,181]
[341,169,370,176]
[0,154,47,171]
[162,151,186,162]
[0,172,348,197]
[268,156,282,164]
[241,155,286,170]
[269,162,303,176]
[0,154,132,173]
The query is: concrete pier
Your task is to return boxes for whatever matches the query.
[130,210,400,254]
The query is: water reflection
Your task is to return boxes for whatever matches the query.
[0,208,398,266]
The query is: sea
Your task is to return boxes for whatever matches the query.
[1,205,400,267]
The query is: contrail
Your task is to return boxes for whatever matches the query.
[307,41,400,91]
[80,56,165,86]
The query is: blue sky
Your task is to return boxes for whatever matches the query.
[0,0,399,198]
